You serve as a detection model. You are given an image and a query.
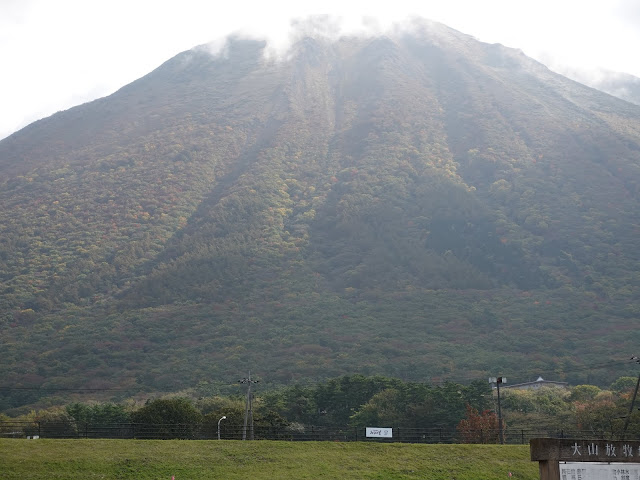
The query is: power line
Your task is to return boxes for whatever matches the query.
[0,357,636,394]
[256,357,638,389]
[0,380,241,393]
[0,386,133,392]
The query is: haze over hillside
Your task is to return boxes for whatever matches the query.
[1,19,639,410]
[553,65,640,107]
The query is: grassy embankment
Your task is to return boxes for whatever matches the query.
[1,439,539,479]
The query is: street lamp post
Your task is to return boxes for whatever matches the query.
[489,376,506,444]
[217,415,226,440]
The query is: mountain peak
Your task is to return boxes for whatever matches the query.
[1,23,639,408]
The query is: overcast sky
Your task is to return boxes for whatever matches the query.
[1,0,639,140]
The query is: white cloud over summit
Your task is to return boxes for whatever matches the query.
[1,0,638,140]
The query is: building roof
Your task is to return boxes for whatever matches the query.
[501,377,568,390]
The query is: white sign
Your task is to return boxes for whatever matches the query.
[560,462,640,480]
[366,427,392,438]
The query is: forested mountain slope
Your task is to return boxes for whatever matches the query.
[1,20,639,410]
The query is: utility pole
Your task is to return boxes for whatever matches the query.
[239,372,259,440]
[622,356,640,440]
[489,376,507,444]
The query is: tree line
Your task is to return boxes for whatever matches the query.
[2,374,639,441]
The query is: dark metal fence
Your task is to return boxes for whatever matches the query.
[0,421,623,443]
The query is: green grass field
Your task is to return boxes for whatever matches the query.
[1,439,539,479]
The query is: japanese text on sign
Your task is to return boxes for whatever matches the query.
[561,462,640,480]
[365,427,392,438]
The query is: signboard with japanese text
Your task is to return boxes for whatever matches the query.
[531,439,640,480]
[560,462,640,480]
[531,439,640,463]
[365,427,392,438]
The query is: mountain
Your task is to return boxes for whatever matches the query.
[2,19,640,411]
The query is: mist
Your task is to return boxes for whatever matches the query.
[2,1,639,141]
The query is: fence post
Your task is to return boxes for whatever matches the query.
[38,421,41,438]
[355,426,358,442]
